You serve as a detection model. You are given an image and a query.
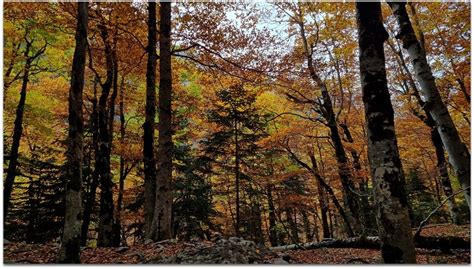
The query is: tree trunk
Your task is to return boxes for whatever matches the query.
[116,77,126,246]
[313,161,331,239]
[144,1,158,237]
[109,53,120,246]
[81,79,99,246]
[58,2,88,263]
[431,129,461,224]
[308,152,354,237]
[356,2,416,263]
[318,182,331,239]
[296,10,361,233]
[389,2,471,209]
[80,172,98,246]
[96,22,116,247]
[271,235,470,251]
[340,123,377,233]
[388,37,461,224]
[149,2,173,241]
[3,41,32,221]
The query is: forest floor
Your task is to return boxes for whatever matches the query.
[3,224,470,264]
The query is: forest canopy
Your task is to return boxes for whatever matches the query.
[2,1,471,265]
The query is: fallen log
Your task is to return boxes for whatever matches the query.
[270,235,470,252]
[270,237,380,251]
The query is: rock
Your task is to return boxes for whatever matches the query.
[149,238,264,264]
[155,239,177,245]
[272,258,289,264]
[115,246,129,253]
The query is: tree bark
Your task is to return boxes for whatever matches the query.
[58,2,88,263]
[357,2,416,263]
[389,2,471,209]
[96,22,116,247]
[144,1,158,237]
[149,2,173,241]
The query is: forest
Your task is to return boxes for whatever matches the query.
[2,1,471,265]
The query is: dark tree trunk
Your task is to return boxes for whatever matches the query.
[4,42,32,221]
[144,1,158,237]
[318,182,331,239]
[116,78,127,245]
[96,22,116,247]
[81,79,99,246]
[356,2,416,263]
[80,173,98,246]
[328,207,334,238]
[389,2,470,209]
[110,49,120,246]
[313,164,331,239]
[149,2,173,241]
[286,145,353,237]
[297,12,361,233]
[307,152,354,237]
[327,122,361,232]
[58,2,88,263]
[431,127,461,224]
[267,185,278,247]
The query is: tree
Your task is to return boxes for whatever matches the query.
[202,85,268,236]
[277,3,362,233]
[143,1,158,237]
[356,2,416,263]
[58,2,88,263]
[406,167,438,225]
[173,143,214,241]
[4,32,47,221]
[5,148,64,243]
[149,2,173,241]
[389,2,471,209]
[80,78,100,246]
[386,36,461,224]
[94,16,117,247]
